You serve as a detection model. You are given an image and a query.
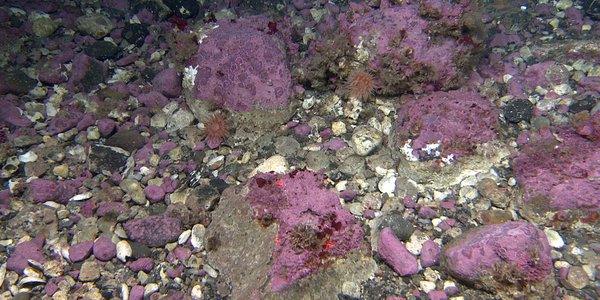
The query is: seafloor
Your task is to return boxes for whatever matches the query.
[0,0,598,299]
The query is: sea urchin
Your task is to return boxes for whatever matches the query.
[345,69,375,101]
[202,111,230,149]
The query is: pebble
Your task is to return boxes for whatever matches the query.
[544,229,565,249]
[249,155,289,177]
[166,109,195,132]
[378,212,415,242]
[178,230,192,245]
[93,236,116,261]
[420,280,436,293]
[144,283,159,297]
[203,264,219,278]
[459,186,479,203]
[191,285,203,300]
[191,224,206,249]
[18,151,38,163]
[377,172,397,195]
[331,120,347,136]
[78,261,101,282]
[563,266,589,290]
[350,125,382,156]
[52,164,69,178]
[120,179,147,205]
[75,14,115,39]
[116,240,132,262]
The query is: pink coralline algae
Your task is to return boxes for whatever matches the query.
[344,1,476,94]
[396,90,498,160]
[27,178,79,204]
[245,170,364,292]
[7,236,47,274]
[377,227,418,276]
[188,17,292,112]
[442,221,552,288]
[512,127,600,210]
[123,215,183,247]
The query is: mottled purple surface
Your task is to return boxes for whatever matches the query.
[47,108,84,135]
[0,96,31,127]
[344,2,473,93]
[513,128,600,210]
[188,16,292,112]
[126,257,154,272]
[397,90,498,159]
[137,91,170,109]
[123,215,183,247]
[95,201,128,217]
[377,227,418,276]
[27,178,78,204]
[420,240,441,268]
[173,246,191,261]
[428,290,448,300]
[245,170,364,291]
[93,236,116,261]
[152,67,181,98]
[97,118,116,137]
[69,241,94,262]
[442,221,552,285]
[129,285,144,300]
[6,236,46,274]
[144,184,165,203]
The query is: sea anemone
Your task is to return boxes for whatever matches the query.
[345,69,375,101]
[202,111,230,149]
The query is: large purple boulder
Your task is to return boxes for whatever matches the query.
[344,1,476,93]
[123,215,183,247]
[245,170,364,292]
[396,90,498,160]
[442,221,552,289]
[187,16,292,112]
[513,128,600,210]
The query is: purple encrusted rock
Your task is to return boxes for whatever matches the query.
[428,290,448,300]
[420,240,441,268]
[377,227,419,276]
[47,108,84,135]
[123,215,183,247]
[397,90,498,160]
[69,241,94,262]
[68,53,107,91]
[343,2,476,93]
[93,236,116,261]
[512,128,600,210]
[172,246,191,261]
[27,178,78,204]
[152,68,181,98]
[137,91,170,109]
[96,201,127,217]
[97,118,116,137]
[76,113,95,131]
[245,170,364,291]
[188,16,292,112]
[144,184,165,203]
[129,285,145,300]
[126,257,154,272]
[0,96,32,127]
[7,236,46,274]
[442,221,552,287]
